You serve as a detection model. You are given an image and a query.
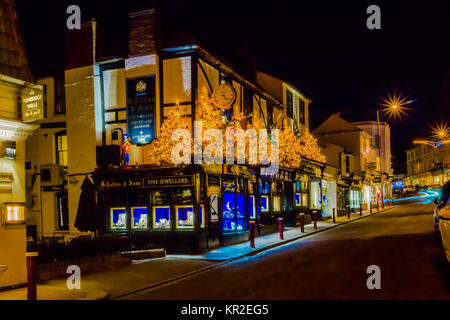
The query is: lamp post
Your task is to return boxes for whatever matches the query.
[377,93,412,208]
[376,109,385,208]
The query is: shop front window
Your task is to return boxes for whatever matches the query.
[176,205,194,229]
[249,195,256,219]
[111,208,126,229]
[200,205,205,228]
[132,207,148,229]
[295,193,301,206]
[236,193,245,230]
[153,206,170,229]
[223,192,236,231]
[302,193,309,206]
[272,182,282,212]
[261,195,269,212]
[310,178,321,209]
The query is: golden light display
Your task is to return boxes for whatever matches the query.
[146,88,326,168]
[298,129,326,163]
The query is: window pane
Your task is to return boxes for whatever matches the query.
[132,207,148,229]
[223,192,235,231]
[261,195,269,212]
[111,208,126,229]
[176,205,194,229]
[153,206,170,228]
[236,193,245,230]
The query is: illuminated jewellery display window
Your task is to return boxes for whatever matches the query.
[261,195,269,212]
[153,206,170,229]
[295,193,301,206]
[111,208,127,229]
[236,193,245,230]
[2,203,25,225]
[249,195,256,219]
[222,192,246,232]
[223,192,236,231]
[200,204,205,228]
[176,205,194,229]
[132,207,148,229]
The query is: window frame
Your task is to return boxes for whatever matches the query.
[55,130,68,167]
[286,89,293,118]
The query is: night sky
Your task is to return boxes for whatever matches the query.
[16,0,450,173]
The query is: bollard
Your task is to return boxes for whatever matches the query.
[370,203,372,213]
[332,208,336,223]
[377,201,379,211]
[26,252,38,301]
[278,217,284,240]
[313,210,318,229]
[249,220,255,248]
[360,204,363,216]
[299,213,305,233]
[346,205,350,219]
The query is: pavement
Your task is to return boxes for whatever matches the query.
[0,204,393,300]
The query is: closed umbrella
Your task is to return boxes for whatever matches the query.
[75,176,101,233]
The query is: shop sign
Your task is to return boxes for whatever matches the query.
[127,178,143,188]
[99,179,126,189]
[145,176,193,187]
[22,86,45,122]
[126,76,156,144]
[373,177,381,183]
[300,165,321,177]
[0,173,13,192]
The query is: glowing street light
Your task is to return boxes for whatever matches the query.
[380,92,413,120]
[431,122,449,140]
[376,91,414,208]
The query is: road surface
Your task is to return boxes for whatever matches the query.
[119,202,450,299]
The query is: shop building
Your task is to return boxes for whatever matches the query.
[0,0,39,289]
[61,10,324,252]
[313,114,378,214]
[25,75,68,241]
[353,121,394,201]
[406,143,450,189]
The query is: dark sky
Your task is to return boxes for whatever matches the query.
[16,0,450,173]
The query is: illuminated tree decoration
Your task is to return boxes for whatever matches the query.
[146,87,326,167]
[297,129,326,163]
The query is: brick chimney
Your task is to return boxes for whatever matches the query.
[128,9,160,57]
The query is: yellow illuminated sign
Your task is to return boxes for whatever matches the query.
[2,203,25,225]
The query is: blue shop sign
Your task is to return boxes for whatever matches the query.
[127,76,156,144]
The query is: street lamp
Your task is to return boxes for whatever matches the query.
[377,92,412,208]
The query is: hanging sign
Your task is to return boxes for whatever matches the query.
[126,76,156,144]
[22,85,45,122]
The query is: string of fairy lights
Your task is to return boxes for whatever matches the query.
[146,87,326,167]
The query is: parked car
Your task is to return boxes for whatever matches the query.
[436,181,450,263]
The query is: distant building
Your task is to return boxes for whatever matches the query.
[313,114,381,214]
[405,143,450,188]
[352,121,394,199]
